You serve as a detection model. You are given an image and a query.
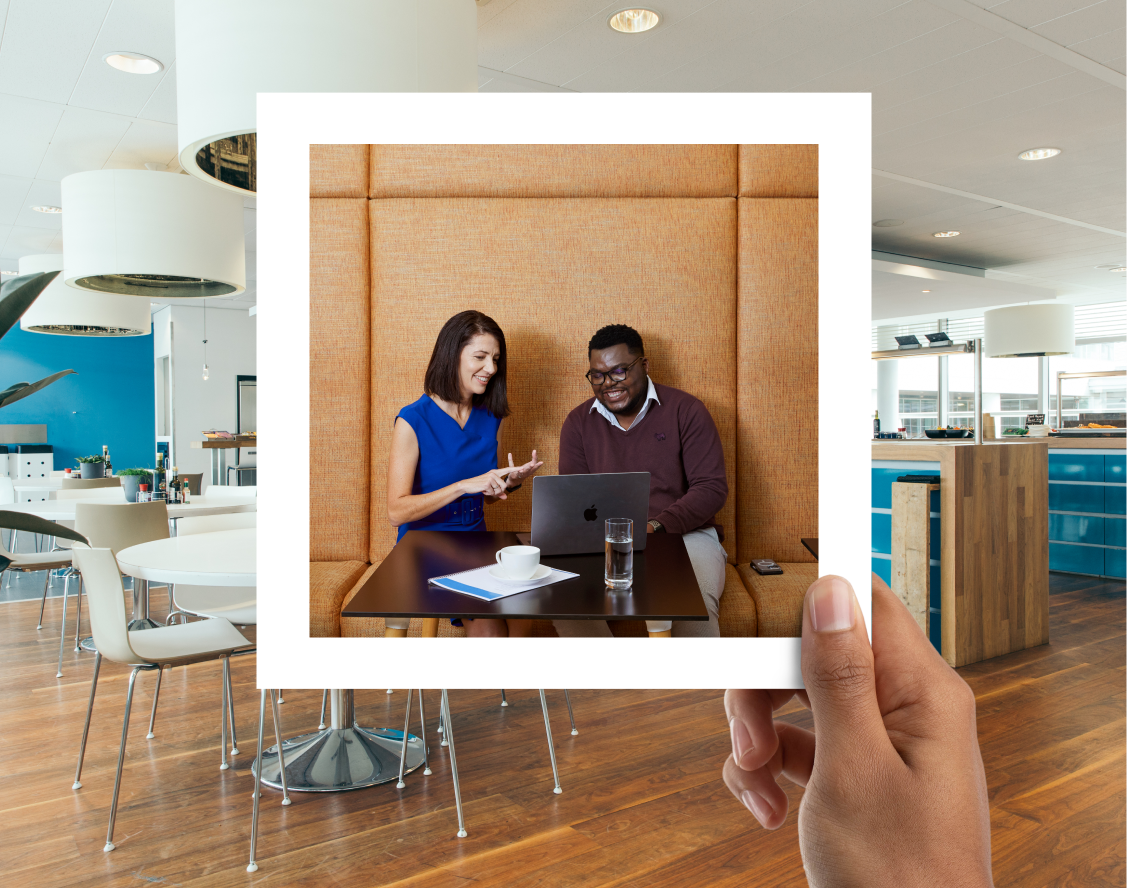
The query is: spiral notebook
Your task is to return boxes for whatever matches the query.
[428,565,579,601]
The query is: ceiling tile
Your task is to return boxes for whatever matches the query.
[0,94,64,178]
[0,224,59,259]
[136,58,178,124]
[245,251,256,282]
[67,0,175,113]
[12,179,62,229]
[0,0,112,103]
[101,117,177,169]
[1032,0,1125,47]
[1059,24,1127,63]
[243,207,256,234]
[0,174,32,226]
[34,105,132,180]
[984,0,1107,30]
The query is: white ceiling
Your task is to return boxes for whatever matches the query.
[0,0,1122,321]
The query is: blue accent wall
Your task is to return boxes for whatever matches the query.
[0,324,154,471]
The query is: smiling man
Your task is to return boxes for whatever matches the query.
[556,324,729,638]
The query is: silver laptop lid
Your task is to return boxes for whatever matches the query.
[529,472,650,556]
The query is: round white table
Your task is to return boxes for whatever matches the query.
[116,527,256,588]
[5,497,256,524]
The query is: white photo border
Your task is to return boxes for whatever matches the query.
[257,92,872,690]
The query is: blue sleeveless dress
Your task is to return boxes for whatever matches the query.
[394,395,502,543]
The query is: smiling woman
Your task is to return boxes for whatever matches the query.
[384,310,544,638]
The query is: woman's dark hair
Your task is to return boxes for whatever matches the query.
[424,310,511,418]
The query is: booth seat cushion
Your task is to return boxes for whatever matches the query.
[310,561,370,637]
[737,562,819,637]
[609,564,756,637]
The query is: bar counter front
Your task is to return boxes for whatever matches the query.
[874,439,1049,667]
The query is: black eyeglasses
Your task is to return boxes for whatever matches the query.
[585,355,643,385]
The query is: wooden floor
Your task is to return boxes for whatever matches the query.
[0,575,1122,887]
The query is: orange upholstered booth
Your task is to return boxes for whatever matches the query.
[309,145,818,638]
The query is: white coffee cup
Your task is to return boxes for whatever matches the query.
[495,545,540,580]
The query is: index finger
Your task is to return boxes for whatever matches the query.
[492,466,518,477]
[724,688,800,771]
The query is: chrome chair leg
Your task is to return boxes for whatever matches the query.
[439,709,448,746]
[227,663,239,755]
[500,689,508,707]
[396,688,414,789]
[268,689,290,805]
[278,689,284,704]
[146,666,164,739]
[105,665,145,851]
[319,688,328,730]
[73,650,103,789]
[55,573,70,678]
[419,689,431,775]
[248,689,267,872]
[220,657,230,770]
[540,689,563,794]
[37,569,50,629]
[73,574,84,651]
[441,690,467,837]
[564,689,578,735]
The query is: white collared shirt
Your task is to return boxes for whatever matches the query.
[590,377,661,431]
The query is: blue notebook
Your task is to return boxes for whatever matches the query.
[428,565,578,601]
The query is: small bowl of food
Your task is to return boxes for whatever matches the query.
[924,429,947,439]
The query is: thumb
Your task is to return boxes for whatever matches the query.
[800,575,890,765]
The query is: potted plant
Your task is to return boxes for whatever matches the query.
[75,455,105,479]
[116,468,154,502]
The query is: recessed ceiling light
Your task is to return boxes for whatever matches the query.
[103,51,164,75]
[1,270,18,276]
[608,8,661,32]
[31,205,62,214]
[873,219,904,227]
[1018,148,1061,161]
[922,290,931,293]
[933,231,960,238]
[1110,266,1127,273]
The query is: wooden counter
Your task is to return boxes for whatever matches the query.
[873,440,1049,667]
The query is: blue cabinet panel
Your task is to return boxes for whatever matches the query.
[871,468,903,509]
[871,557,892,586]
[872,512,892,555]
[1106,517,1126,549]
[1105,548,1126,579]
[930,515,940,553]
[1049,513,1104,546]
[1049,453,1104,482]
[1106,454,1125,483]
[929,611,941,652]
[1049,542,1104,575]
[1049,483,1105,514]
[1105,484,1125,515]
[930,564,941,610]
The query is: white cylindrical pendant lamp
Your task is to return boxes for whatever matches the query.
[18,254,150,336]
[174,0,479,194]
[984,303,1075,358]
[61,170,245,298]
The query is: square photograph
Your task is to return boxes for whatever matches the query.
[308,144,819,643]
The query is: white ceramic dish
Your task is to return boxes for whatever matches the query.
[488,563,552,584]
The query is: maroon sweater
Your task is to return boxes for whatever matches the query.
[558,383,728,537]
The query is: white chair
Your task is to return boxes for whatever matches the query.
[1,538,73,634]
[0,477,15,550]
[70,545,252,852]
[167,512,257,626]
[60,477,122,490]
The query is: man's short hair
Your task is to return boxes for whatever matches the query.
[588,324,645,357]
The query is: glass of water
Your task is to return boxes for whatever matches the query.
[604,518,633,590]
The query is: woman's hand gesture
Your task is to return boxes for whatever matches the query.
[503,450,544,487]
[460,466,517,500]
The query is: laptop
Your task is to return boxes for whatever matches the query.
[524,472,651,556]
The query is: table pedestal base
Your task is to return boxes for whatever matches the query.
[253,724,425,792]
[127,618,161,631]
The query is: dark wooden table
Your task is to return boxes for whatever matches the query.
[343,530,709,637]
[801,538,819,560]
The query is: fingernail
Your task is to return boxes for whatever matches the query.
[808,576,855,633]
[729,716,753,766]
[740,790,773,824]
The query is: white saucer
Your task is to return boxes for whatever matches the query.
[489,564,551,583]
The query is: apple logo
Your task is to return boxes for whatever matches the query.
[583,504,598,522]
